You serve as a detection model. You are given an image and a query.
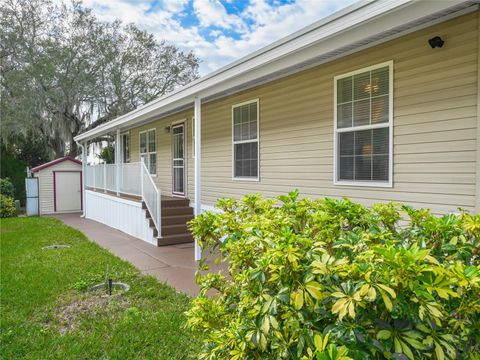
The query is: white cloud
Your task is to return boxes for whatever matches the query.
[193,0,245,31]
[68,0,359,74]
[162,0,189,13]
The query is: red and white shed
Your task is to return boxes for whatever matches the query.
[31,156,82,215]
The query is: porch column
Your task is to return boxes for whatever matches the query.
[194,96,202,261]
[115,129,121,196]
[81,141,87,217]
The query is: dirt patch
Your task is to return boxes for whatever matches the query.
[54,291,129,335]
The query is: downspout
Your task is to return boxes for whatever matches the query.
[76,141,87,218]
[194,96,202,261]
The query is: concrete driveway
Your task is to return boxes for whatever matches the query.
[52,213,212,296]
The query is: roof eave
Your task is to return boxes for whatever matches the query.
[74,0,474,142]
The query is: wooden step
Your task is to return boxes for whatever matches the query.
[162,223,189,236]
[157,233,193,246]
[162,198,190,208]
[162,206,193,216]
[162,214,194,226]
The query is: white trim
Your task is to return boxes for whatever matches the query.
[170,118,187,126]
[333,60,393,188]
[139,128,157,176]
[232,98,260,181]
[191,117,195,158]
[194,97,202,261]
[74,1,475,143]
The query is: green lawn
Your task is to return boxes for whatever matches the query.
[0,217,200,359]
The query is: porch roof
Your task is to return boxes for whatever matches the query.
[74,0,477,143]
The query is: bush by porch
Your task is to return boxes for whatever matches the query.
[187,192,480,359]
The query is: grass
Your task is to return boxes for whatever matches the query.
[0,217,201,359]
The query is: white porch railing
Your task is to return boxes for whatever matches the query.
[85,162,161,237]
[141,161,161,238]
[118,163,141,196]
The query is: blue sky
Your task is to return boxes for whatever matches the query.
[78,0,358,74]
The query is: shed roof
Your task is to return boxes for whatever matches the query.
[31,156,82,173]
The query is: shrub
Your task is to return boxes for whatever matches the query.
[0,194,17,218]
[0,178,15,198]
[186,191,480,360]
[0,145,27,205]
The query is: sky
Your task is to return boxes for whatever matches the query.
[79,0,359,75]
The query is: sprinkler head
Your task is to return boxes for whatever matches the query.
[108,278,113,296]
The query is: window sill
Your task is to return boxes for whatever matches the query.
[232,176,260,182]
[333,180,392,188]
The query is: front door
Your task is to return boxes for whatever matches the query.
[172,123,185,196]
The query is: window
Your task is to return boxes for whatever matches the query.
[232,100,259,180]
[334,62,392,186]
[140,129,156,175]
[121,133,130,163]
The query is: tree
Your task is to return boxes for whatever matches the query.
[98,145,114,164]
[0,0,199,157]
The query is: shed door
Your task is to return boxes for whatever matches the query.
[55,172,81,212]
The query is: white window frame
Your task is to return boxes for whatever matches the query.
[333,60,393,188]
[121,132,130,163]
[139,128,157,176]
[232,99,260,181]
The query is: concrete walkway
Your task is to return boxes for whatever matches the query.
[52,213,206,296]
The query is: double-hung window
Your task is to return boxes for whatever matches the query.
[140,129,156,175]
[232,100,259,180]
[334,61,392,186]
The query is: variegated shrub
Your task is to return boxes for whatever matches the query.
[186,191,480,360]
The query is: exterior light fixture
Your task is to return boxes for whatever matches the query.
[428,36,444,48]
[165,126,171,133]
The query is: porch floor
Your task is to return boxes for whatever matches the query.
[51,213,217,296]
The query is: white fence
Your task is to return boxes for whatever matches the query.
[85,162,161,237]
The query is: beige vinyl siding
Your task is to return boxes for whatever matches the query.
[35,161,82,215]
[129,109,195,202]
[126,12,478,214]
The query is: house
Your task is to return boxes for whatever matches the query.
[74,0,480,260]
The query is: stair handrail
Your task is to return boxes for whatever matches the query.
[140,161,162,238]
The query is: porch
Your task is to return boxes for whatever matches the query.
[84,162,195,247]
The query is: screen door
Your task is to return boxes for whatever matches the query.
[172,123,185,196]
